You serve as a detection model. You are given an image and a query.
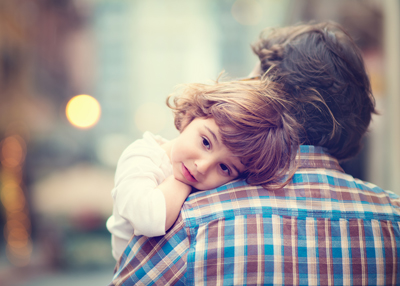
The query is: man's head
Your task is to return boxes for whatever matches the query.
[167,78,301,189]
[252,21,377,161]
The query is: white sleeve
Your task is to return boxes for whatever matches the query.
[112,144,167,238]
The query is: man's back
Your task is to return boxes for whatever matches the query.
[110,146,400,285]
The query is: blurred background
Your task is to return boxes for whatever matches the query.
[0,0,399,285]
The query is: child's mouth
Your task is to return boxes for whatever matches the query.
[182,164,197,183]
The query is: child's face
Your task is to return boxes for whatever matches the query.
[169,117,244,191]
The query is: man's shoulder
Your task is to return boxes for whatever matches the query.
[179,166,400,285]
[182,180,270,227]
[110,215,189,285]
[181,164,400,227]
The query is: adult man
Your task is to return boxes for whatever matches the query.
[109,22,400,286]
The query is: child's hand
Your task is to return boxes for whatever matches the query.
[158,175,192,231]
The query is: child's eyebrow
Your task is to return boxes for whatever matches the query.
[204,125,218,144]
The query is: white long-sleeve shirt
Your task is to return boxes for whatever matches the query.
[106,132,172,260]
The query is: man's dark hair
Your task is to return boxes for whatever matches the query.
[252,21,377,161]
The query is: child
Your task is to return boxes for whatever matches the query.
[106,77,301,260]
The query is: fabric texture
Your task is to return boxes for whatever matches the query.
[109,145,400,285]
[106,131,172,260]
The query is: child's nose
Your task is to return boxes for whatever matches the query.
[195,158,213,174]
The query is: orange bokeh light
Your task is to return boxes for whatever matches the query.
[1,135,26,168]
[0,133,32,266]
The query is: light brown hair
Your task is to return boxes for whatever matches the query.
[167,78,301,189]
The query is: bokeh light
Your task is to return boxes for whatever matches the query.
[66,94,101,129]
[0,134,32,267]
[1,135,26,169]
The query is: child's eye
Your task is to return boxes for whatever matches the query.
[220,164,231,175]
[202,137,211,149]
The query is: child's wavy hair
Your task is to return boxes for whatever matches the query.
[166,77,301,190]
[252,21,377,161]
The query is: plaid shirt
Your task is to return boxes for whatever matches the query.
[109,146,400,286]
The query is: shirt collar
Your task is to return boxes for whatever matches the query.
[296,145,344,172]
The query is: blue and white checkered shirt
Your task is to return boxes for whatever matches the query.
[109,146,400,285]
